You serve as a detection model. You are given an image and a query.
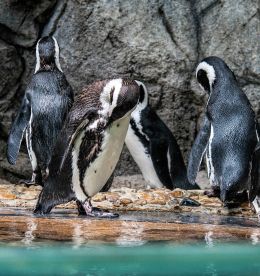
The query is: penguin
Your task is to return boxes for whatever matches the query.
[125,81,199,190]
[7,36,74,186]
[34,78,140,218]
[187,56,260,212]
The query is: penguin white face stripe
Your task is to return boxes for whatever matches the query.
[111,80,122,113]
[34,40,41,73]
[134,80,148,111]
[99,79,122,116]
[52,36,63,72]
[196,61,216,89]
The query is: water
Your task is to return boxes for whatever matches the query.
[0,243,259,275]
[0,208,259,275]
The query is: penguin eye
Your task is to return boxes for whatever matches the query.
[110,87,114,104]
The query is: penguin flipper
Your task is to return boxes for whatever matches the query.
[187,116,210,185]
[59,118,89,170]
[150,138,174,190]
[7,96,31,165]
[249,143,260,202]
[59,108,98,170]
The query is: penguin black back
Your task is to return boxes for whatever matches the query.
[7,36,73,186]
[188,56,258,205]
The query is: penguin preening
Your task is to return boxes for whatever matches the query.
[34,79,140,218]
[125,81,199,190]
[187,56,260,214]
[7,36,74,186]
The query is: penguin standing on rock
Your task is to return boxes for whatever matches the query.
[34,79,140,218]
[7,36,73,186]
[125,81,199,190]
[187,56,260,214]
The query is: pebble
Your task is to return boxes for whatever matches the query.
[105,193,120,202]
[120,198,133,205]
[92,194,106,202]
[134,199,147,206]
[0,193,17,200]
[180,197,201,207]
[150,198,167,205]
[170,189,184,198]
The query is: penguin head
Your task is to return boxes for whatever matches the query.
[130,81,149,114]
[35,36,62,73]
[135,81,149,108]
[99,79,139,123]
[196,56,236,94]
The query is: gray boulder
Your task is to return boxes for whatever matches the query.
[0,0,259,182]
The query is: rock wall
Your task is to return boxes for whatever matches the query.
[0,0,259,182]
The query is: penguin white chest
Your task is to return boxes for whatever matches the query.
[73,116,130,200]
[125,125,164,188]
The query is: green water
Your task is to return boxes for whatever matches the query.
[0,243,259,275]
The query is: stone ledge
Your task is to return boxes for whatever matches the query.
[0,183,256,218]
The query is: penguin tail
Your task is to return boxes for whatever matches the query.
[173,174,201,190]
[178,180,200,190]
[188,182,200,190]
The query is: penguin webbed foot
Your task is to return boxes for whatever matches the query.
[18,171,43,187]
[18,179,38,188]
[79,200,119,219]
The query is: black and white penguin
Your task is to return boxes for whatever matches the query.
[125,81,199,190]
[7,36,73,186]
[187,56,260,213]
[34,79,140,218]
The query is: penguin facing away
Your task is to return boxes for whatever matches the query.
[34,79,140,218]
[7,36,74,186]
[125,81,199,190]
[187,56,260,212]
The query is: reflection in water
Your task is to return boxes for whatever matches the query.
[205,231,214,248]
[206,263,218,276]
[251,229,260,245]
[21,218,37,246]
[72,224,84,249]
[116,221,146,247]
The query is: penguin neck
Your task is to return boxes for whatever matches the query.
[35,55,63,73]
[40,61,56,71]
[210,77,240,100]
